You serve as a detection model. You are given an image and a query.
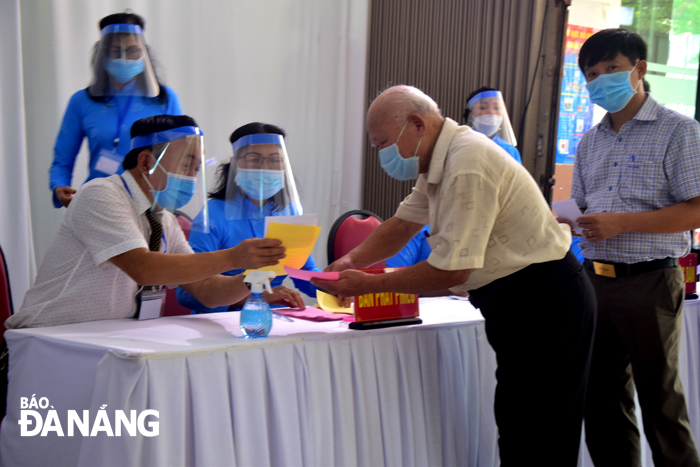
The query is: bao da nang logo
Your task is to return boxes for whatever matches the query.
[19,395,159,437]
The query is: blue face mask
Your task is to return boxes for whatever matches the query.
[379,121,423,181]
[586,64,640,113]
[236,169,285,200]
[145,172,196,210]
[106,57,144,83]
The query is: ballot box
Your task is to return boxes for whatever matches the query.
[349,268,421,330]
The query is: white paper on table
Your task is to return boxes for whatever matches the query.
[264,213,318,236]
[552,199,584,235]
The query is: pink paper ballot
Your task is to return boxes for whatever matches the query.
[283,266,340,281]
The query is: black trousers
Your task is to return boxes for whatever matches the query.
[469,251,596,466]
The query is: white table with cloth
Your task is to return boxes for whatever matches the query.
[0,297,500,467]
[1,295,698,467]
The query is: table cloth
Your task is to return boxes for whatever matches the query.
[0,297,497,467]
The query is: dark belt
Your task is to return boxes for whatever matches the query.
[583,257,678,278]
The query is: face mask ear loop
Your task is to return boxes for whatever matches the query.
[414,137,423,159]
[149,142,171,175]
[395,120,409,145]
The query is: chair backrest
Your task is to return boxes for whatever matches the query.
[327,210,385,268]
[176,215,192,240]
[162,287,193,317]
[0,245,14,342]
[173,210,193,241]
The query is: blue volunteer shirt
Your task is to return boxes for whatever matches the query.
[493,135,522,164]
[177,196,321,313]
[50,85,182,207]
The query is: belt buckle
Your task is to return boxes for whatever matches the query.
[593,261,617,278]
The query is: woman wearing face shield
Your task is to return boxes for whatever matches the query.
[463,87,521,164]
[176,123,321,313]
[50,11,182,209]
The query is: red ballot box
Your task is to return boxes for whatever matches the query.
[679,253,697,295]
[350,268,421,330]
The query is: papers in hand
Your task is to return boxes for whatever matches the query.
[284,266,339,281]
[245,215,321,276]
[552,199,584,235]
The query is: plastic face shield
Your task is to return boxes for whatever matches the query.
[88,23,159,97]
[466,90,517,146]
[224,133,302,220]
[131,126,209,233]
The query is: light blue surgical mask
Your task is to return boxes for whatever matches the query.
[149,172,196,210]
[586,64,640,113]
[236,168,285,200]
[379,121,423,181]
[106,57,144,83]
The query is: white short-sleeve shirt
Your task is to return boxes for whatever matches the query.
[7,172,193,329]
[395,118,570,291]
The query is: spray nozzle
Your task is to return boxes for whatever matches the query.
[244,270,276,295]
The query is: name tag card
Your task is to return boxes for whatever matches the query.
[134,289,166,320]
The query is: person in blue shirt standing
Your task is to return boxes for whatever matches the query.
[177,122,321,313]
[50,11,182,208]
[463,87,521,164]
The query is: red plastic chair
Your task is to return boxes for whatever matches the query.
[162,212,194,316]
[327,210,385,268]
[0,245,14,341]
[174,212,192,241]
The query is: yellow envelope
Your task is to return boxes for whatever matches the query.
[316,290,354,314]
[250,222,321,276]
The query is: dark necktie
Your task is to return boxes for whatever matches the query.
[142,210,163,291]
[144,209,162,252]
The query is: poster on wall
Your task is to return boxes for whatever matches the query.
[556,24,598,165]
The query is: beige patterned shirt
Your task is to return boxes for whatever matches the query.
[395,118,570,291]
[7,172,193,329]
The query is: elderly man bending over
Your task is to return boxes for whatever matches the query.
[313,85,596,466]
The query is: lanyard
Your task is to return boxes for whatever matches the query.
[113,94,135,147]
[119,175,167,252]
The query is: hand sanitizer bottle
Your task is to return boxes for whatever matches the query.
[240,271,276,338]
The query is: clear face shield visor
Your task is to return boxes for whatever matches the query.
[89,23,159,97]
[467,90,517,146]
[224,133,302,220]
[131,126,209,233]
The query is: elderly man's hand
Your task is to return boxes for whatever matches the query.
[55,186,77,208]
[324,256,355,273]
[312,269,372,297]
[229,238,286,270]
[577,212,626,242]
[263,285,305,309]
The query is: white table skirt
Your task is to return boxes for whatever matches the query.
[2,296,698,467]
[0,298,499,467]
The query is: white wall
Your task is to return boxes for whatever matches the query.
[15,0,368,294]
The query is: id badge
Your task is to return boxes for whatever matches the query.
[134,288,166,320]
[95,149,122,175]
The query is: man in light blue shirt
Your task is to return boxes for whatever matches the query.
[572,28,700,467]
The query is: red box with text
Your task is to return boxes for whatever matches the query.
[350,268,421,329]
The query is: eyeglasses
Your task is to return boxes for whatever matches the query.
[109,46,144,60]
[238,154,284,170]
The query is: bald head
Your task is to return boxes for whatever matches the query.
[367,86,445,175]
[367,85,441,132]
